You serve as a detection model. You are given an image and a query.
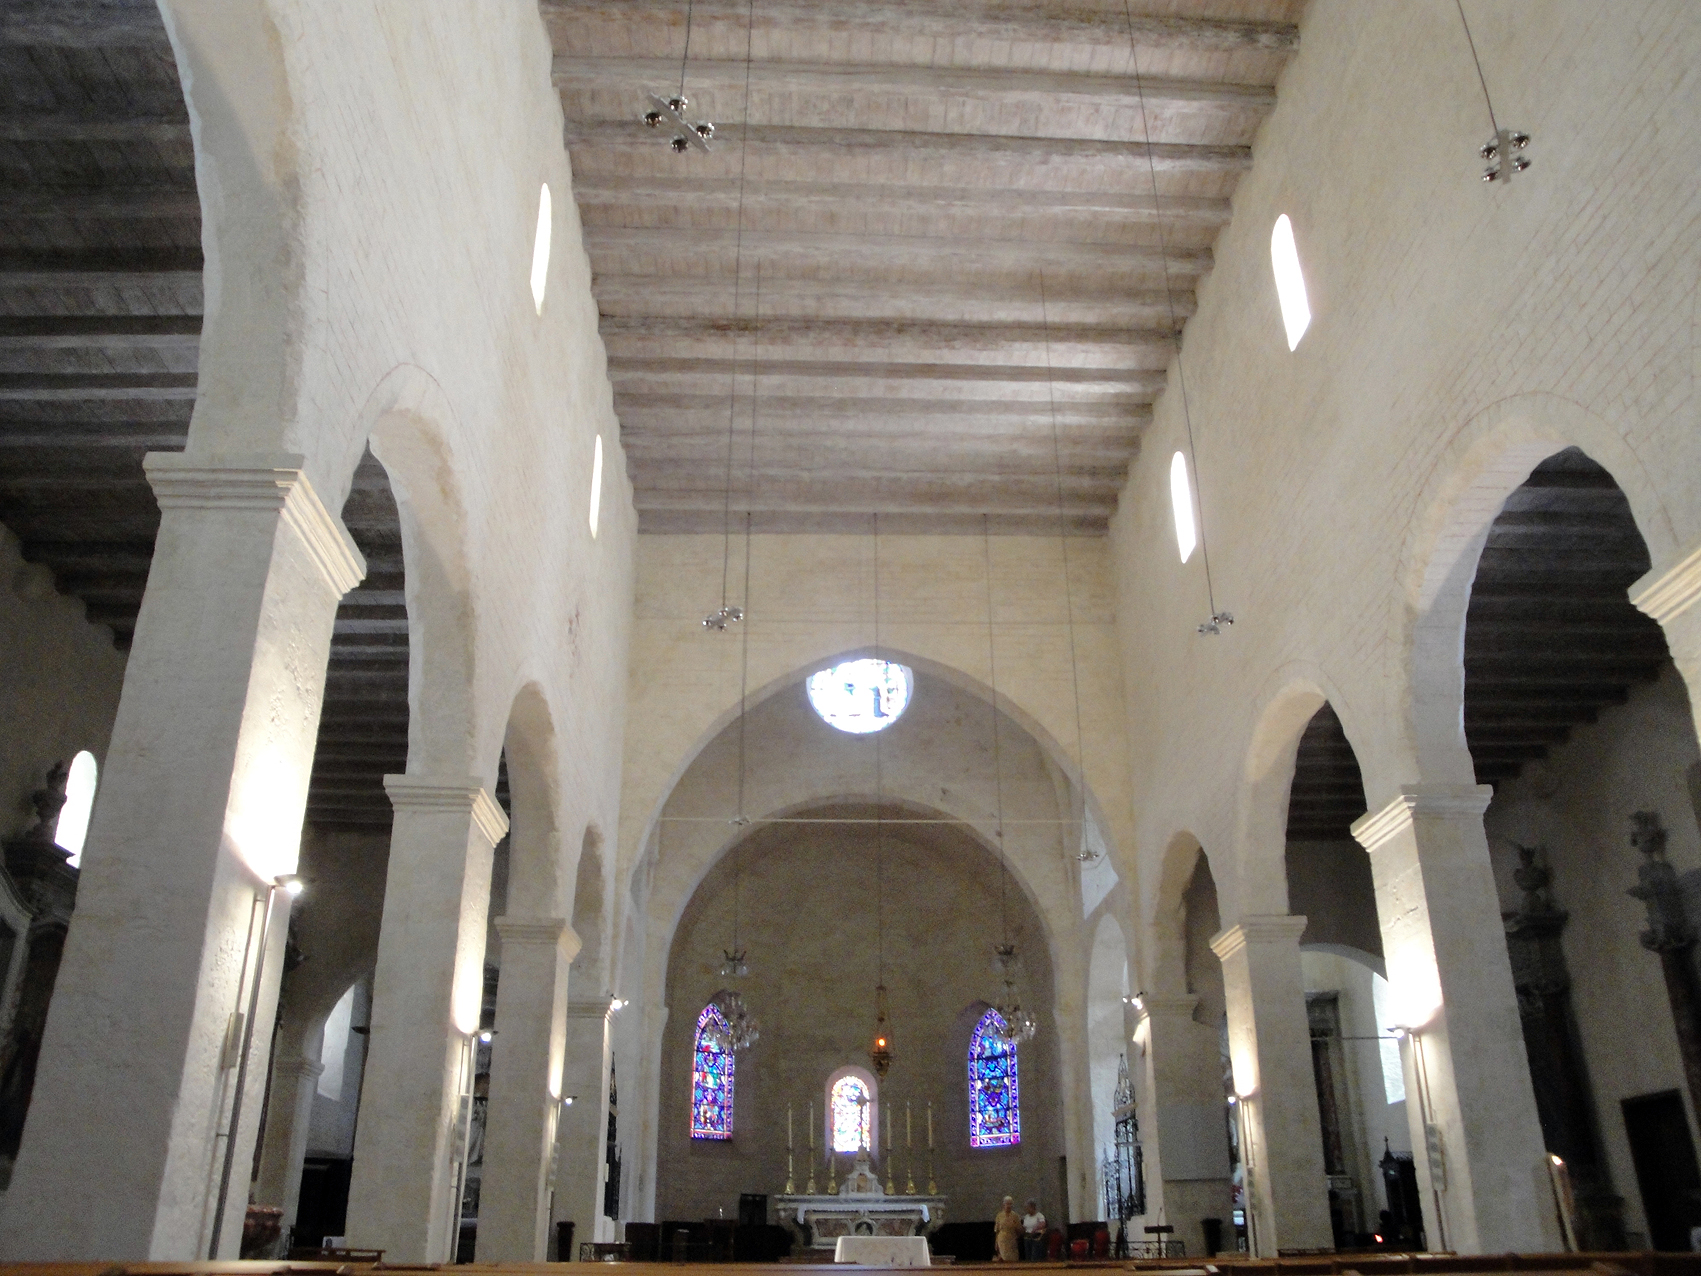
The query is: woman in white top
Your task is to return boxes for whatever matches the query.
[1021,1200,1047,1260]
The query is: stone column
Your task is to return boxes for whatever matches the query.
[1139,994,1232,1259]
[555,997,615,1251]
[253,1050,325,1239]
[0,455,362,1261]
[1625,812,1701,1120]
[1352,786,1560,1253]
[1211,917,1332,1256]
[478,916,579,1260]
[345,780,508,1262]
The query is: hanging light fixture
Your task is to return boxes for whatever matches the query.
[869,515,896,1079]
[642,0,714,153]
[1456,1,1531,182]
[992,942,1037,1047]
[1120,6,1232,637]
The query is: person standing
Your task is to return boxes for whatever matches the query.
[994,1196,1021,1261]
[1021,1199,1047,1260]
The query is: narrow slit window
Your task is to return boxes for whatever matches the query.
[530,183,553,314]
[1169,451,1197,564]
[1270,214,1311,350]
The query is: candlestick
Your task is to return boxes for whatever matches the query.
[785,1147,795,1196]
[928,1145,936,1196]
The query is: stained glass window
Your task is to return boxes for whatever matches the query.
[968,1009,1021,1148]
[806,659,913,734]
[691,1003,734,1140]
[830,1074,874,1152]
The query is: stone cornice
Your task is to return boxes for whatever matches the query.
[1351,784,1494,853]
[567,997,617,1020]
[144,452,366,595]
[495,915,582,963]
[1632,541,1701,626]
[382,775,511,845]
[272,1057,326,1082]
[1210,913,1307,961]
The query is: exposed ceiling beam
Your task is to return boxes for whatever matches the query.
[573,174,1231,227]
[0,116,190,143]
[553,56,1277,117]
[0,2,169,47]
[565,123,1251,172]
[0,250,203,290]
[0,316,201,349]
[599,316,1174,366]
[606,357,1167,399]
[0,189,202,219]
[593,276,1196,325]
[538,1,1300,53]
[585,227,1212,275]
[0,373,197,400]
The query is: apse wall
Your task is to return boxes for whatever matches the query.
[1482,661,1701,1246]
[655,816,1066,1227]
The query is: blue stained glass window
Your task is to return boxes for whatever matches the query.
[691,1003,735,1140]
[968,1009,1020,1148]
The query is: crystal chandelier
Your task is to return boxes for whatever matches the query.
[716,989,759,1052]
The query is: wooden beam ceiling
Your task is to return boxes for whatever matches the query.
[549,0,1301,532]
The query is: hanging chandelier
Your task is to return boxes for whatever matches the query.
[870,983,894,1078]
[642,0,715,154]
[1455,1,1530,183]
[715,989,760,1052]
[992,942,1037,1046]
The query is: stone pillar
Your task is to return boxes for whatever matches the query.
[0,455,362,1261]
[1211,917,1332,1256]
[555,997,615,1251]
[345,780,508,1262]
[253,1049,325,1238]
[1139,994,1232,1259]
[478,916,579,1260]
[1352,786,1561,1253]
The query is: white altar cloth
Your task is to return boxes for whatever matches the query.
[834,1236,931,1266]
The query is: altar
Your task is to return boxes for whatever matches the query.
[776,1150,946,1251]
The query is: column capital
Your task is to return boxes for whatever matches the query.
[566,997,617,1021]
[1137,993,1199,1020]
[495,915,581,964]
[1210,914,1307,961]
[1633,539,1701,625]
[383,775,510,846]
[1351,783,1493,853]
[144,451,365,595]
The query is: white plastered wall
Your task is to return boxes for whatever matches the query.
[1111,0,1701,1253]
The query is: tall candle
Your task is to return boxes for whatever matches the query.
[808,1102,814,1150]
[927,1101,933,1149]
[906,1102,912,1148]
[789,1103,794,1150]
[884,1104,891,1155]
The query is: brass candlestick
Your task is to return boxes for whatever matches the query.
[806,1101,817,1195]
[927,1147,936,1196]
[785,1149,795,1195]
[828,1147,838,1195]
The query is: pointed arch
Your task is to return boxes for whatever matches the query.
[689,1003,734,1140]
[968,1009,1021,1149]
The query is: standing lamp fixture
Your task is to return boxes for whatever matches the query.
[1457,1,1531,182]
[1120,2,1233,638]
[207,873,303,1259]
[642,0,713,153]
[869,515,897,1080]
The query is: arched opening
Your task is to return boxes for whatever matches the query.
[655,804,1065,1228]
[1461,448,1701,1251]
[1284,702,1409,1248]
